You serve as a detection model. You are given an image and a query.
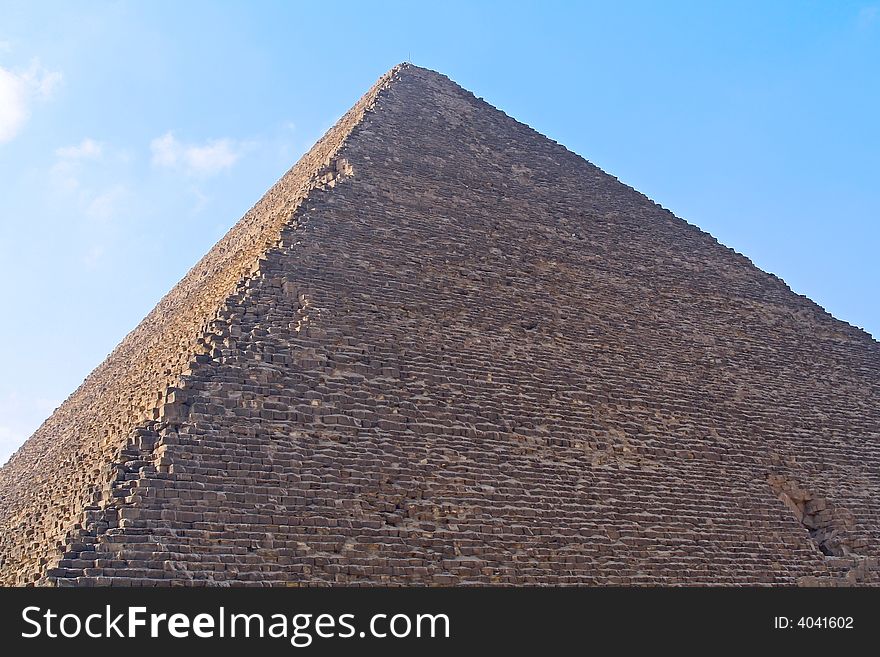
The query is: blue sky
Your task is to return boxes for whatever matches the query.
[0,1,877,462]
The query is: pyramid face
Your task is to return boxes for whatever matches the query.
[1,64,879,587]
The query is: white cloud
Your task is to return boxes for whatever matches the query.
[149,132,178,167]
[22,60,62,99]
[0,59,62,143]
[56,138,103,160]
[0,67,28,142]
[48,141,129,267]
[50,138,106,193]
[85,184,128,222]
[49,158,81,193]
[150,131,245,177]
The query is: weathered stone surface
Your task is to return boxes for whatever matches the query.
[0,64,878,586]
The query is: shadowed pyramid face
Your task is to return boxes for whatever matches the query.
[1,63,878,587]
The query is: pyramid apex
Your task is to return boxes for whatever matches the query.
[384,61,451,80]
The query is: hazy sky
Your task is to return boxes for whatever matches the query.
[0,1,877,463]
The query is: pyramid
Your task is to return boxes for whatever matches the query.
[1,64,878,587]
